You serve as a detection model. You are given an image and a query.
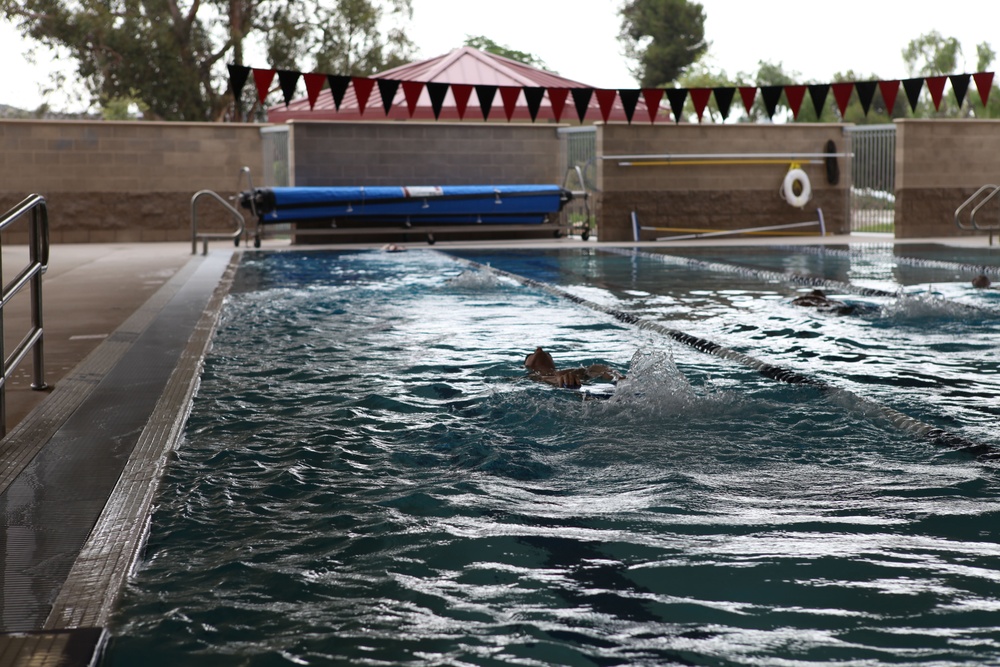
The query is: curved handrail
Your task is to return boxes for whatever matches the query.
[970,186,1000,231]
[191,189,246,255]
[955,184,999,231]
[0,194,50,438]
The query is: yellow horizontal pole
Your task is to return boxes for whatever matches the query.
[619,159,824,167]
[643,226,822,236]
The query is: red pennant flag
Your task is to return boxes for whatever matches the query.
[498,86,521,121]
[594,89,617,122]
[831,82,854,118]
[974,72,994,106]
[451,84,473,119]
[642,88,664,123]
[401,80,424,117]
[926,75,947,110]
[689,88,711,122]
[352,77,375,115]
[303,73,325,110]
[548,87,569,122]
[252,68,275,105]
[784,85,807,119]
[738,86,757,114]
[878,80,900,115]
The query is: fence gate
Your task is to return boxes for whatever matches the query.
[845,124,896,233]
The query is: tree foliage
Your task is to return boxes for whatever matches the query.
[618,0,707,88]
[1,0,414,121]
[463,36,550,71]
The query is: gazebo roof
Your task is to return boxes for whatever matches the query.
[267,46,649,123]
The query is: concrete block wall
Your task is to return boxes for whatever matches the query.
[288,121,562,186]
[895,119,1000,238]
[0,120,264,243]
[597,123,850,242]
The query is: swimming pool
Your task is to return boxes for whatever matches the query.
[107,245,1000,666]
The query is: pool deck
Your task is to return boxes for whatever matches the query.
[0,233,995,666]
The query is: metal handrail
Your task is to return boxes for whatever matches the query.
[955,184,999,231]
[970,186,1000,231]
[0,194,50,438]
[190,190,246,255]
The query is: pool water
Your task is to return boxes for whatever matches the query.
[107,246,1000,666]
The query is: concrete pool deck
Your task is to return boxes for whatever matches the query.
[0,233,996,666]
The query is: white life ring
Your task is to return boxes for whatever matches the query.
[782,168,812,208]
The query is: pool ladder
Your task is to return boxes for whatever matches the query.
[190,167,251,254]
[0,194,50,438]
[955,184,1000,245]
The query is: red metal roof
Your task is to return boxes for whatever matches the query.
[267,47,657,123]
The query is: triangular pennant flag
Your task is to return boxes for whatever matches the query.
[595,89,617,122]
[973,72,994,106]
[571,88,593,123]
[856,80,877,115]
[401,80,424,116]
[760,85,782,120]
[618,89,641,123]
[784,85,807,119]
[499,86,521,121]
[276,70,300,107]
[251,68,275,105]
[878,80,899,116]
[376,79,400,115]
[738,86,757,114]
[303,73,326,110]
[641,88,664,123]
[808,84,829,118]
[831,82,854,118]
[548,88,569,122]
[713,87,735,120]
[451,84,473,119]
[902,77,923,111]
[327,75,351,110]
[352,77,375,115]
[523,86,545,122]
[665,88,687,123]
[475,84,497,120]
[227,64,251,105]
[926,75,947,110]
[427,82,449,119]
[689,88,711,122]
[949,73,970,107]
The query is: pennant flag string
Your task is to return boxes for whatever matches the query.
[232,65,996,124]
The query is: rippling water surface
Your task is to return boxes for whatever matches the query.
[109,247,1000,666]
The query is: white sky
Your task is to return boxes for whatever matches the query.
[2,0,998,112]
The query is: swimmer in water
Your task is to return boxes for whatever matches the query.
[524,347,623,389]
[791,289,864,315]
[972,275,991,288]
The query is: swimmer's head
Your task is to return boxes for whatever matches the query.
[524,347,556,374]
[972,275,991,288]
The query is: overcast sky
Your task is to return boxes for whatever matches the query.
[2,0,997,112]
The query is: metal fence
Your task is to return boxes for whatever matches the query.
[846,124,896,233]
[558,126,597,191]
[261,125,291,187]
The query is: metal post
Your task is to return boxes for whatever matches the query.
[29,208,47,390]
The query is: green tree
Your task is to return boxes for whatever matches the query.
[1,0,414,121]
[463,36,550,70]
[619,0,707,87]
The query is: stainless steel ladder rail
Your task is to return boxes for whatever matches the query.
[955,184,999,231]
[0,194,50,438]
[190,167,254,255]
[970,186,1000,245]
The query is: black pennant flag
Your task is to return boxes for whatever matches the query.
[228,64,251,105]
[712,87,735,120]
[376,79,400,114]
[950,74,971,106]
[571,88,593,123]
[276,70,300,107]
[618,89,641,123]
[808,84,829,118]
[523,87,546,121]
[902,78,923,112]
[856,80,877,115]
[426,82,449,119]
[665,88,687,122]
[327,75,351,110]
[475,85,497,120]
[760,85,782,119]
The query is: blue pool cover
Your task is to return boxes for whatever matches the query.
[241,185,573,225]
